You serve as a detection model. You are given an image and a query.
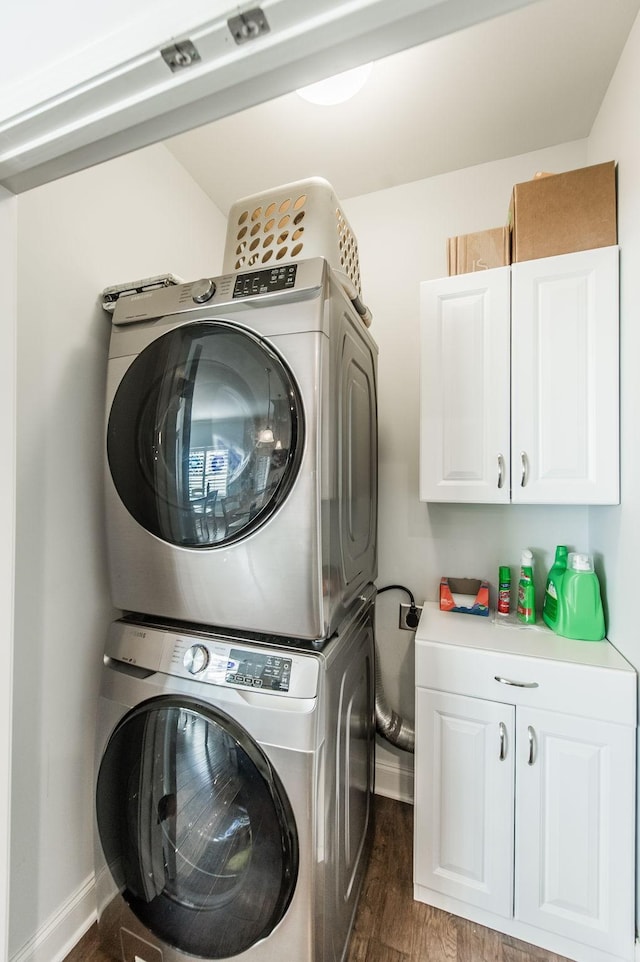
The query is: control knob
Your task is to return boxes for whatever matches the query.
[192,278,217,303]
[183,644,210,675]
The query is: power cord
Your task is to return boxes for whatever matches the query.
[377,583,421,629]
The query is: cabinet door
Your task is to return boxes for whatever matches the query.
[511,246,619,504]
[515,707,635,957]
[414,688,515,917]
[419,268,511,502]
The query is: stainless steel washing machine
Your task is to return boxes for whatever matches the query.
[104,257,378,640]
[94,587,375,962]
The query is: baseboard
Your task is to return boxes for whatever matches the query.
[374,756,414,804]
[10,874,96,962]
[635,937,640,962]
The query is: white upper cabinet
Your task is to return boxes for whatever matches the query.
[510,247,619,503]
[419,267,511,503]
[420,246,619,504]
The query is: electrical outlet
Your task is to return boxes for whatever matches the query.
[399,602,423,631]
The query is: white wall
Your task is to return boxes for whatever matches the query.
[344,140,593,791]
[11,144,226,960]
[586,6,640,673]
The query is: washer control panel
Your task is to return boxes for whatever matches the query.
[172,639,293,692]
[105,621,318,698]
[227,648,292,691]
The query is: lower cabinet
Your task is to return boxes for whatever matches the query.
[414,605,637,962]
[415,689,515,917]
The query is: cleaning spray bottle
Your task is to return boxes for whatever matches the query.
[497,565,511,616]
[516,549,535,624]
[542,545,568,630]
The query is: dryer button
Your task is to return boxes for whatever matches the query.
[192,278,217,303]
[183,644,210,674]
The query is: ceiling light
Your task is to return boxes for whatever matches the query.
[297,63,373,106]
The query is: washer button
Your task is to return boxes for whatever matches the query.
[192,278,216,303]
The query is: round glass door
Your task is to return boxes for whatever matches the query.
[96,696,299,958]
[107,322,303,547]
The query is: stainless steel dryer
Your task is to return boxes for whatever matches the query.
[104,258,378,640]
[94,588,375,962]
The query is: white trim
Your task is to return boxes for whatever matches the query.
[3,0,240,118]
[0,0,536,194]
[375,756,414,805]
[0,187,17,962]
[9,876,96,962]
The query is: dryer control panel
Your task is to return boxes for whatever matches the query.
[233,264,297,298]
[110,257,324,325]
[105,619,319,698]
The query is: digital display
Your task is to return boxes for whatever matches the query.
[227,648,292,692]
[233,264,297,298]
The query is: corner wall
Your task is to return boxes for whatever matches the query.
[587,3,640,684]
[585,7,640,934]
[11,143,226,960]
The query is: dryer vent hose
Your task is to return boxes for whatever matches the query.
[374,584,416,754]
[374,648,415,753]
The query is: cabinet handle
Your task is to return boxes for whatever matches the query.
[499,721,507,760]
[527,725,536,765]
[494,676,539,689]
[520,451,529,487]
[497,454,505,489]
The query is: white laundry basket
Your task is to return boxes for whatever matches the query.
[223,177,365,301]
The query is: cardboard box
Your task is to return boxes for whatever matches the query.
[439,577,490,616]
[447,226,510,275]
[508,161,617,262]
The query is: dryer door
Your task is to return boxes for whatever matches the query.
[107,321,303,547]
[96,696,299,958]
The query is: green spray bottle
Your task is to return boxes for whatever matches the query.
[516,549,535,624]
[542,545,568,630]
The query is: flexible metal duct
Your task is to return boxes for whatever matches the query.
[374,642,415,752]
[374,583,416,753]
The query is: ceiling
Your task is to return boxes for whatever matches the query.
[165,0,640,215]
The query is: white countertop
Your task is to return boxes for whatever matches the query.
[416,602,635,674]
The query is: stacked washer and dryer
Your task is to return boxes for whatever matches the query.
[94,180,379,962]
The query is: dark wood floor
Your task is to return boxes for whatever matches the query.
[65,795,573,962]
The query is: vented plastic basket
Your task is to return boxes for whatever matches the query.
[222,177,363,297]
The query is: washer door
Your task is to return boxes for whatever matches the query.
[107,322,303,547]
[96,696,299,958]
